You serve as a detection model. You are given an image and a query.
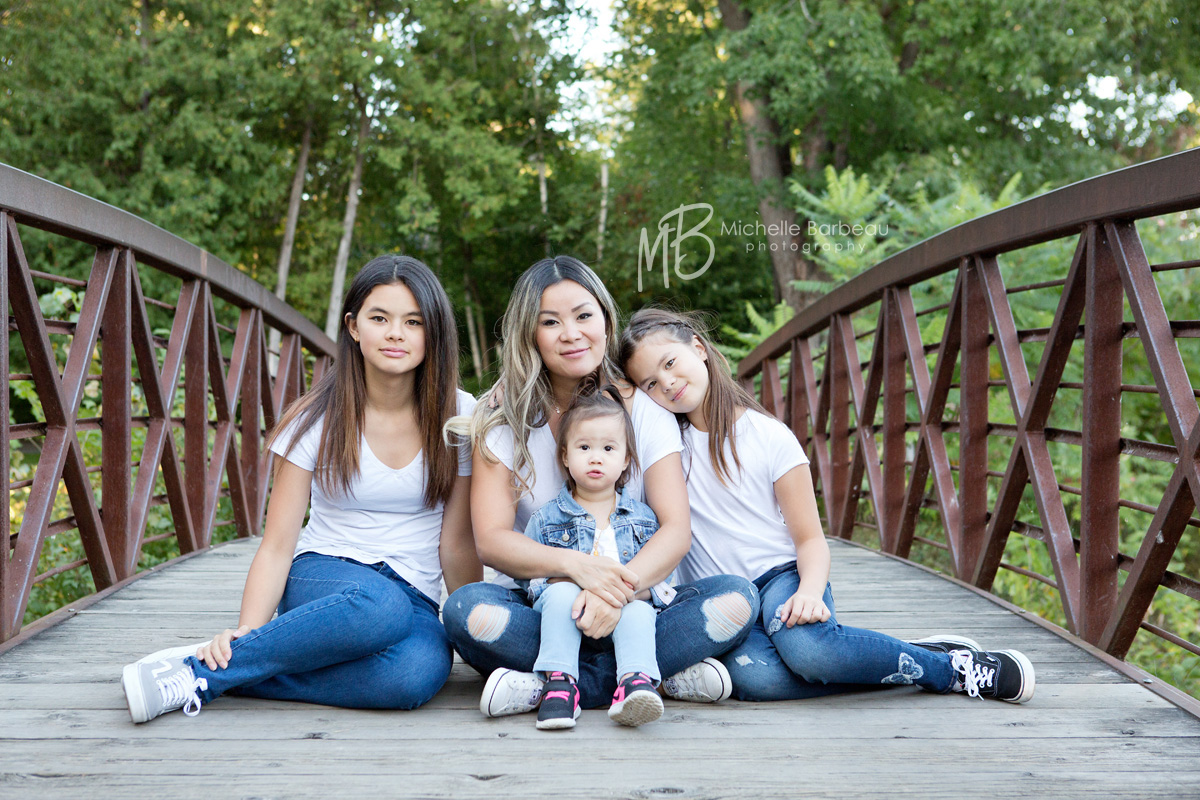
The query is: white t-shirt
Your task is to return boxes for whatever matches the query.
[677,408,809,585]
[592,525,618,560]
[484,389,683,586]
[269,389,476,603]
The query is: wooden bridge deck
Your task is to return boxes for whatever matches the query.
[2,538,1199,799]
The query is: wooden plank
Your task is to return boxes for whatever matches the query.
[2,536,1198,800]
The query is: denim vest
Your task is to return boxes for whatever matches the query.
[521,484,670,608]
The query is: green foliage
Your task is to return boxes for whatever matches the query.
[791,165,1036,288]
[6,0,1200,701]
[716,301,794,364]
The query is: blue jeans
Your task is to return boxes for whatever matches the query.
[722,562,956,701]
[533,581,660,682]
[185,552,452,710]
[443,574,758,708]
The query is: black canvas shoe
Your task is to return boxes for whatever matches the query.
[949,648,1036,703]
[908,634,981,653]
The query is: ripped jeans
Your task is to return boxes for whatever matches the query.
[722,562,956,701]
[443,574,758,708]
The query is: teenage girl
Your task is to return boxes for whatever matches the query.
[122,255,479,722]
[620,308,1035,704]
[522,386,671,730]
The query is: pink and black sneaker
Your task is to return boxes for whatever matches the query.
[536,671,581,730]
[608,672,664,727]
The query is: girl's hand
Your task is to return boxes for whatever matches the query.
[572,590,621,638]
[779,589,830,627]
[567,554,637,608]
[197,625,252,670]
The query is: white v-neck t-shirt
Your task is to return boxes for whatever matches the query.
[676,409,809,585]
[270,389,476,603]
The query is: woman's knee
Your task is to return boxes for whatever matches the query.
[443,582,517,646]
[696,577,758,645]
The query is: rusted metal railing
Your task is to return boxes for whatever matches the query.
[1,164,335,645]
[739,149,1200,680]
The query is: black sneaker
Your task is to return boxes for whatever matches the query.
[949,648,1035,703]
[908,634,981,654]
[607,672,664,727]
[536,671,581,730]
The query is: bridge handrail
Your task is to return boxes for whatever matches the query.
[738,148,1200,689]
[1,163,335,643]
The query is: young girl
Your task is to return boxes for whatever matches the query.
[121,255,479,722]
[443,256,757,719]
[620,308,1035,704]
[521,386,671,729]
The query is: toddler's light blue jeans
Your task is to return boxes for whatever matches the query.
[532,581,659,682]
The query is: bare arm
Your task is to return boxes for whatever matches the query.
[471,448,637,608]
[198,456,310,668]
[623,452,691,590]
[775,464,832,626]
[439,474,482,594]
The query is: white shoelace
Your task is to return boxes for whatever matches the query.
[157,670,209,717]
[949,650,994,699]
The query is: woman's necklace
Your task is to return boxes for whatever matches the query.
[590,496,618,557]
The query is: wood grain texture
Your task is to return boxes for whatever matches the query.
[2,538,1197,800]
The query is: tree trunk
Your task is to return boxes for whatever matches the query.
[139,1,153,113]
[324,105,371,340]
[536,147,550,256]
[475,298,490,372]
[718,0,822,311]
[461,241,484,381]
[269,118,312,371]
[533,73,550,256]
[597,161,609,263]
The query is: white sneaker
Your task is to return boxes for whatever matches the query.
[661,658,732,703]
[480,668,544,717]
[122,656,208,723]
[133,641,211,664]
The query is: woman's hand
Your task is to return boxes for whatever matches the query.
[778,588,830,627]
[566,554,637,608]
[196,625,251,670]
[572,590,622,638]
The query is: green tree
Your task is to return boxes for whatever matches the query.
[607,0,1200,312]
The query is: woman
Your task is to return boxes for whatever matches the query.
[122,255,480,722]
[442,255,758,716]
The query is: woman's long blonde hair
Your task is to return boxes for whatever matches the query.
[470,255,624,499]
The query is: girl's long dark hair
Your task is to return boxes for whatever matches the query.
[618,307,766,486]
[268,254,460,507]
